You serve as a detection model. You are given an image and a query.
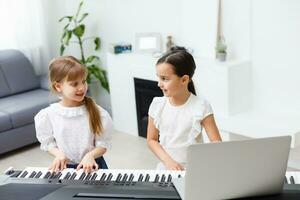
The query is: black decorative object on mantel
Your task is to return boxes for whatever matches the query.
[134,78,163,138]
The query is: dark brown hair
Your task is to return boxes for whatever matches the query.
[49,56,103,135]
[157,46,196,95]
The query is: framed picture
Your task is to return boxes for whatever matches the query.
[135,32,162,53]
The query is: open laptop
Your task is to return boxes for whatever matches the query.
[173,136,291,200]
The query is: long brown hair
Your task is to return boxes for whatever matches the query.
[48,56,103,135]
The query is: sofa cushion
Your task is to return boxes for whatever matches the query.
[0,67,10,98]
[0,112,12,132]
[0,89,58,128]
[0,49,40,95]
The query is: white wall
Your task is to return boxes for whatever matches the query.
[251,0,300,112]
[45,0,300,115]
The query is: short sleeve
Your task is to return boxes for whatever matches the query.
[34,108,57,151]
[148,97,165,129]
[95,107,113,149]
[192,98,214,135]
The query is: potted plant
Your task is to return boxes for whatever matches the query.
[215,36,227,62]
[58,0,109,93]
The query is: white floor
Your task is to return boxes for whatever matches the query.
[1,130,300,173]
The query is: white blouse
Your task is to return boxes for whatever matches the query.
[148,94,213,169]
[34,103,113,164]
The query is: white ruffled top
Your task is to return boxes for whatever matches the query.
[34,103,113,164]
[148,94,213,169]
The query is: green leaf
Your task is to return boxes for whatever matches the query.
[58,16,73,22]
[78,13,89,23]
[94,37,101,50]
[64,30,73,45]
[86,65,109,93]
[86,55,100,63]
[60,30,67,43]
[73,24,85,37]
[63,23,70,30]
[60,45,65,56]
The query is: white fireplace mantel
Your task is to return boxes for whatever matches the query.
[107,52,252,137]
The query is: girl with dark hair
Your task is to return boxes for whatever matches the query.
[35,56,112,173]
[147,47,222,170]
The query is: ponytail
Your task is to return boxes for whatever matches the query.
[188,80,196,95]
[84,96,103,135]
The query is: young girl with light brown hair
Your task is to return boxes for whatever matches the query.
[35,56,112,173]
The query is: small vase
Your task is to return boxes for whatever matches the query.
[217,52,226,62]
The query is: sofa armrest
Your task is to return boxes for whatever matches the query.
[38,74,51,90]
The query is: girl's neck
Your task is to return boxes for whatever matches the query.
[60,99,84,107]
[168,90,191,106]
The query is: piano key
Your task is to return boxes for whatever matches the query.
[29,171,37,178]
[154,174,160,182]
[122,173,128,182]
[20,171,28,178]
[43,171,52,179]
[138,174,144,182]
[106,173,113,181]
[69,172,77,180]
[79,172,86,180]
[74,169,85,180]
[91,173,98,180]
[128,173,134,182]
[290,176,295,184]
[60,168,75,180]
[116,173,122,182]
[84,173,92,181]
[160,174,166,182]
[34,171,43,178]
[100,173,107,181]
[145,174,150,182]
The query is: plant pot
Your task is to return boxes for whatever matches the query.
[216,52,227,62]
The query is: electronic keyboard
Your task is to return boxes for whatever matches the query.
[2,167,300,200]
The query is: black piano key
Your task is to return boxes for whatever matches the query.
[160,174,166,182]
[167,174,172,182]
[122,174,128,182]
[20,171,28,178]
[64,172,71,180]
[5,169,14,175]
[10,171,22,178]
[84,173,92,180]
[91,173,98,180]
[138,174,144,182]
[29,171,37,178]
[49,172,56,179]
[70,172,77,180]
[128,174,134,182]
[53,172,62,179]
[116,173,122,182]
[290,176,295,184]
[100,173,107,181]
[178,174,181,178]
[43,171,51,179]
[79,172,86,180]
[284,176,288,184]
[35,171,43,178]
[145,174,150,182]
[154,174,160,182]
[107,173,113,181]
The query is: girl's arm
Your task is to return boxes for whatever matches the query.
[147,117,184,170]
[202,114,222,142]
[77,147,107,173]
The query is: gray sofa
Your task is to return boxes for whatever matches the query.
[0,49,57,155]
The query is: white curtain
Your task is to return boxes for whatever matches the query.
[0,0,50,75]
